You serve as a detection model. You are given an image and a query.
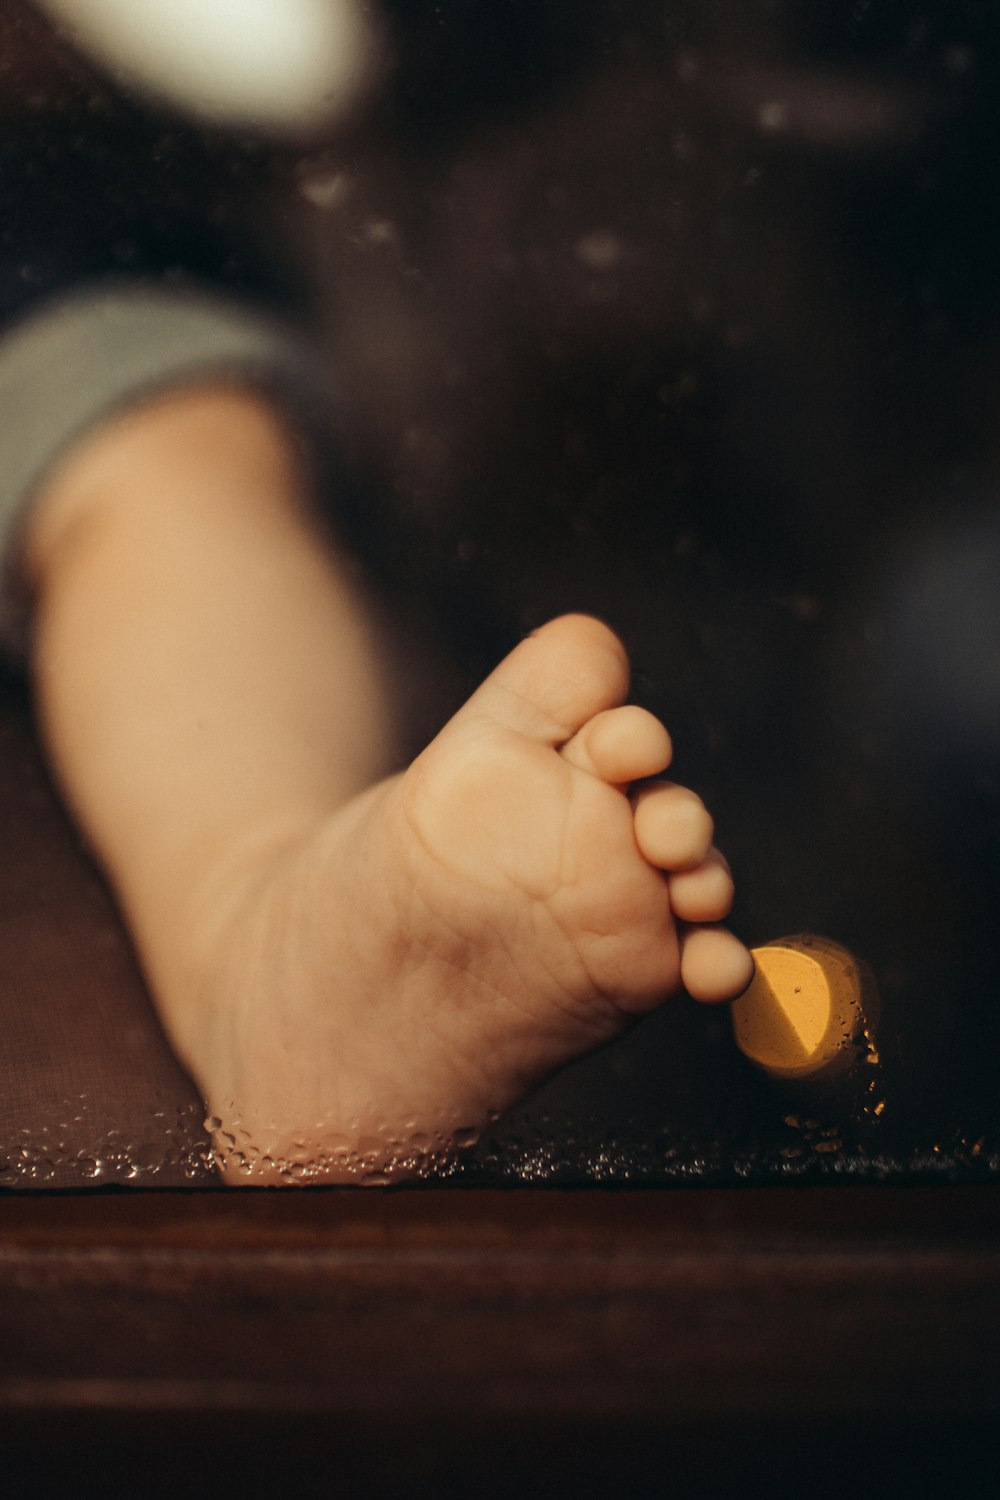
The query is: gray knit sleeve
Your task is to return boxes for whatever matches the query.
[0,281,326,654]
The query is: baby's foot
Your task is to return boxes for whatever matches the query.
[193,615,752,1181]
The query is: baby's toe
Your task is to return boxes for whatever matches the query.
[561,705,672,784]
[668,849,734,922]
[632,781,714,871]
[680,924,754,1003]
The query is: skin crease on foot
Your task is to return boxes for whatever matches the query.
[194,614,754,1183]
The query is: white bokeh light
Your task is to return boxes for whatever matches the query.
[37,0,378,134]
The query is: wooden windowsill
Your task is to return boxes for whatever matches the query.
[2,1183,998,1494]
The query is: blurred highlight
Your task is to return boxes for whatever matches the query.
[34,0,381,134]
[732,935,878,1081]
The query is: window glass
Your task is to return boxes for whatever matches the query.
[1,0,997,1186]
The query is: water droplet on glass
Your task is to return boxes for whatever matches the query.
[574,230,624,273]
[945,45,975,76]
[298,166,351,210]
[758,101,789,133]
[363,219,396,246]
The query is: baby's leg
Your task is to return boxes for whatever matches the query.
[27,384,393,1013]
[26,388,751,1181]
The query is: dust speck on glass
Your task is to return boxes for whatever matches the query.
[1,0,998,1187]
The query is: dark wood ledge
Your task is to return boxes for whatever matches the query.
[2,1185,998,1496]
